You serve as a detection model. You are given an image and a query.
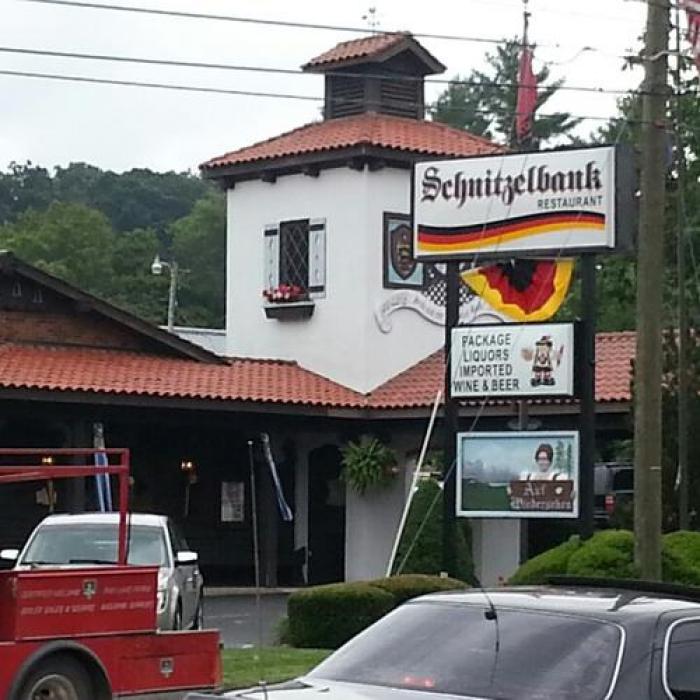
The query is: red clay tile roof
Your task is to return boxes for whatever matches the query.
[0,344,361,408]
[594,331,636,402]
[0,333,635,411]
[201,112,503,171]
[367,331,636,409]
[303,33,410,70]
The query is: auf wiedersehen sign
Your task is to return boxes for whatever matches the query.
[456,430,580,519]
[450,323,574,398]
[413,145,636,261]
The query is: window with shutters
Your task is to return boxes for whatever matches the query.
[263,218,326,302]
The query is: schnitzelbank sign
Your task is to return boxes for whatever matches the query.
[413,145,635,261]
[451,323,574,399]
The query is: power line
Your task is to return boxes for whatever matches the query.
[20,0,513,47]
[0,45,653,98]
[20,0,647,56]
[0,66,679,126]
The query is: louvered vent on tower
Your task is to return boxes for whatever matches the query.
[379,79,421,119]
[327,76,366,119]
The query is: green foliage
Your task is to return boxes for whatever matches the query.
[0,161,211,232]
[340,436,398,495]
[664,531,700,567]
[509,530,700,586]
[287,582,395,649]
[274,615,292,646]
[368,574,466,606]
[566,530,639,579]
[662,531,700,585]
[0,161,226,327]
[0,202,117,298]
[508,536,581,585]
[430,38,581,148]
[171,191,227,328]
[0,203,171,322]
[393,479,473,582]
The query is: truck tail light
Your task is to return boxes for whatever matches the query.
[605,494,616,515]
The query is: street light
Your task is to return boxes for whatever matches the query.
[151,254,179,333]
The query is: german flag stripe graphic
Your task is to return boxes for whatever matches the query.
[417,210,605,252]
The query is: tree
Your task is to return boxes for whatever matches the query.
[0,162,213,234]
[430,38,581,147]
[0,202,170,322]
[170,191,227,328]
[0,162,54,225]
[0,202,116,298]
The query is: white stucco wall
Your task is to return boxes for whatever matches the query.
[344,460,413,581]
[225,166,443,393]
[471,520,523,586]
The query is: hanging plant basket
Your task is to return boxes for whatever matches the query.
[341,436,399,495]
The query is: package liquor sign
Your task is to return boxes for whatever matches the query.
[451,322,574,398]
[457,430,580,519]
[413,145,636,261]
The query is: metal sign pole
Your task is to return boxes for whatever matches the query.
[442,261,460,576]
[579,255,597,539]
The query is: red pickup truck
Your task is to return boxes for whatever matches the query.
[0,448,221,700]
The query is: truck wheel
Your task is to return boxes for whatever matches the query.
[17,655,93,700]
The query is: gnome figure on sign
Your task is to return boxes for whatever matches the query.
[521,335,564,387]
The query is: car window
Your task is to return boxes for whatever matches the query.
[168,520,190,553]
[310,601,622,700]
[612,469,633,491]
[22,524,168,567]
[666,620,700,698]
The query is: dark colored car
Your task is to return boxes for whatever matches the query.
[190,580,700,700]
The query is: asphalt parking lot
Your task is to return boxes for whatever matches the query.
[203,593,289,648]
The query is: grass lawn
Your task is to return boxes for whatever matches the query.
[221,647,332,690]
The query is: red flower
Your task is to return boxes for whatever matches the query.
[262,285,309,303]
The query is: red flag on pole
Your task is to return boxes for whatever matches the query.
[516,45,537,145]
[683,0,700,71]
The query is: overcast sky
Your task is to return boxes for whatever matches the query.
[1,0,654,174]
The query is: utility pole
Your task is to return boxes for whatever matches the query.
[673,1,690,531]
[634,0,670,579]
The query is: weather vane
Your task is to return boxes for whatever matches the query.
[362,6,380,30]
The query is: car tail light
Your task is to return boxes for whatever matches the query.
[605,494,615,514]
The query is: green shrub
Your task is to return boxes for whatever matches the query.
[664,531,700,569]
[287,582,394,649]
[509,530,700,587]
[369,574,467,606]
[394,479,473,581]
[273,615,292,646]
[566,530,639,579]
[508,536,581,585]
[662,531,700,585]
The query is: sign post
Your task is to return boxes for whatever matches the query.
[579,256,597,539]
[442,262,460,576]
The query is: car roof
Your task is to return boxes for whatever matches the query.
[36,512,167,528]
[415,586,700,621]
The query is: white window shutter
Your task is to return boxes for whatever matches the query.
[263,224,279,292]
[308,218,326,298]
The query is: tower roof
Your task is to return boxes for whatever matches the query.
[302,32,445,75]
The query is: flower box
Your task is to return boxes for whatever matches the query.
[264,300,315,321]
